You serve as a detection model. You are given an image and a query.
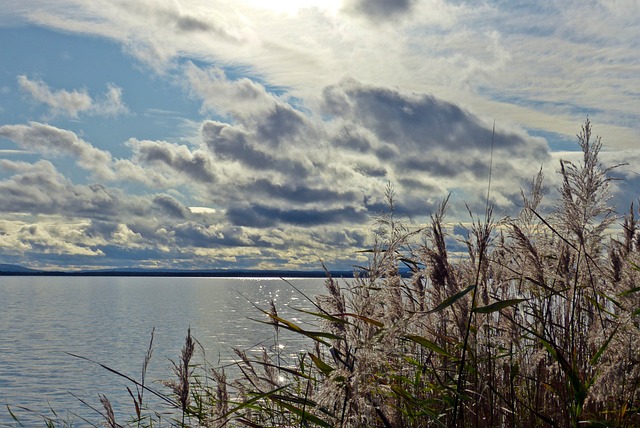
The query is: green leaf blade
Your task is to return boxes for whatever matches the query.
[427,284,476,314]
[472,298,526,314]
[404,335,453,358]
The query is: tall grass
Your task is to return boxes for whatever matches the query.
[11,120,640,427]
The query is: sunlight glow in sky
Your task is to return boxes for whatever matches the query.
[0,0,638,270]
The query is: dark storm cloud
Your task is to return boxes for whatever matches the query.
[400,153,519,180]
[361,194,435,219]
[175,14,212,32]
[400,156,460,178]
[172,222,223,246]
[353,163,388,178]
[83,220,120,239]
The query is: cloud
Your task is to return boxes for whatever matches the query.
[14,223,105,256]
[17,75,128,118]
[185,63,277,118]
[0,160,138,219]
[343,0,417,21]
[9,0,638,151]
[226,203,368,228]
[128,138,217,184]
[0,154,370,269]
[0,160,208,241]
[191,75,550,225]
[318,79,551,210]
[92,83,129,116]
[201,120,314,180]
[115,0,246,41]
[0,1,638,272]
[1,65,569,270]
[198,106,371,217]
[6,73,548,267]
[0,122,115,179]
[18,75,92,117]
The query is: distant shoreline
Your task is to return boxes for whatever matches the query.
[0,270,358,278]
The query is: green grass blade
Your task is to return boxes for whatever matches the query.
[390,385,446,427]
[403,335,453,358]
[618,286,640,297]
[274,400,334,428]
[293,308,350,325]
[308,353,334,375]
[255,311,344,345]
[336,312,384,328]
[6,405,25,426]
[252,360,315,380]
[427,284,476,314]
[591,325,619,366]
[539,338,588,408]
[472,298,526,314]
[223,385,289,419]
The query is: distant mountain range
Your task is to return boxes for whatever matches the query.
[0,263,359,278]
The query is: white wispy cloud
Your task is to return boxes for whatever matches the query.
[20,0,632,146]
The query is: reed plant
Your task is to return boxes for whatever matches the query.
[146,120,640,427]
[9,119,640,427]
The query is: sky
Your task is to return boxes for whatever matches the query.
[0,0,638,271]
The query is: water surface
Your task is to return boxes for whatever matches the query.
[0,276,328,426]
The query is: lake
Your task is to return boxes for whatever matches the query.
[0,276,329,426]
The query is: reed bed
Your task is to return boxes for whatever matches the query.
[10,120,640,427]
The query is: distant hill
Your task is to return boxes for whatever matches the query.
[0,264,412,278]
[0,264,361,278]
[75,268,349,278]
[0,264,38,273]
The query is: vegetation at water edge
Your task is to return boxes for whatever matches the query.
[9,119,640,427]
